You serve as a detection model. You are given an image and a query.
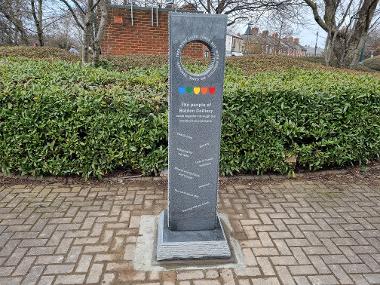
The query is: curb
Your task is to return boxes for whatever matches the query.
[0,163,379,184]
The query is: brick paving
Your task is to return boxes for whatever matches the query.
[0,171,379,285]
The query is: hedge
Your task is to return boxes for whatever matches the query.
[0,57,379,177]
[364,56,380,72]
[0,46,79,62]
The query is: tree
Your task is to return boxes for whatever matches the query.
[265,11,295,54]
[0,0,30,45]
[366,26,380,56]
[58,0,108,65]
[181,0,302,26]
[31,0,44,46]
[0,0,65,46]
[304,0,380,66]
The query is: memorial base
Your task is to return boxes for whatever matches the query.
[156,210,231,261]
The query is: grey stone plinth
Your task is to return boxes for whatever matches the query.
[156,210,231,261]
[167,12,227,231]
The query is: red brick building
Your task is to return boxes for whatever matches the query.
[102,4,205,57]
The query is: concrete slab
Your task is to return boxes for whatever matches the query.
[133,213,245,271]
[156,210,231,260]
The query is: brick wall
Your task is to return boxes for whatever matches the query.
[101,6,205,58]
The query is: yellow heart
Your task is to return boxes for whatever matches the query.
[193,87,201,95]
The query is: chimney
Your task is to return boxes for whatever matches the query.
[251,27,259,35]
[262,30,269,37]
[288,36,294,43]
[181,3,197,11]
[272,32,278,38]
[113,15,123,25]
[293,38,300,45]
[166,0,174,8]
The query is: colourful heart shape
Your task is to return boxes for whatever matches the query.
[193,87,200,95]
[209,86,216,95]
[186,87,193,94]
[201,87,208,95]
[178,86,186,95]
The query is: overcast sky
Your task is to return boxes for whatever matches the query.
[292,16,328,47]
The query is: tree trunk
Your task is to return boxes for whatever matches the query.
[348,0,378,66]
[59,0,108,65]
[350,34,367,66]
[1,11,29,44]
[82,20,91,64]
[324,33,331,65]
[92,0,108,66]
[31,0,44,46]
[37,0,43,46]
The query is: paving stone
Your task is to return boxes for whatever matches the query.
[28,246,55,255]
[243,248,257,266]
[123,243,135,261]
[193,280,221,285]
[275,266,296,285]
[0,266,14,277]
[100,273,115,285]
[36,255,64,264]
[220,269,235,285]
[308,275,339,285]
[177,270,204,280]
[75,255,92,273]
[342,263,372,274]
[86,263,103,284]
[328,264,353,284]
[45,264,75,275]
[257,257,275,276]
[251,277,281,285]
[5,248,27,266]
[293,276,311,285]
[55,274,86,284]
[309,255,331,274]
[0,175,378,285]
[65,246,82,263]
[55,238,73,254]
[0,277,23,285]
[288,265,317,275]
[38,275,55,285]
[360,254,380,272]
[363,273,380,284]
[21,265,44,285]
[12,256,35,276]
[271,256,298,266]
[206,269,219,279]
[83,245,108,253]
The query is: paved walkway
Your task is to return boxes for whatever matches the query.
[0,170,379,285]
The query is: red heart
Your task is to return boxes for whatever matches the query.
[201,87,208,95]
[209,87,216,95]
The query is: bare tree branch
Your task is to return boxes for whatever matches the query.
[58,0,84,30]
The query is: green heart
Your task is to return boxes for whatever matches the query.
[186,87,193,94]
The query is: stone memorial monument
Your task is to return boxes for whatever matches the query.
[156,12,230,261]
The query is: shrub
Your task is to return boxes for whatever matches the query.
[363,56,380,71]
[99,55,168,71]
[0,57,379,177]
[0,57,167,178]
[222,69,380,175]
[0,46,79,62]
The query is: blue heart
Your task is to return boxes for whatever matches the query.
[178,86,186,95]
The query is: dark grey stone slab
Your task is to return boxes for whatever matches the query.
[156,210,231,260]
[156,12,230,261]
[167,12,227,232]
